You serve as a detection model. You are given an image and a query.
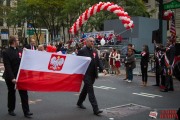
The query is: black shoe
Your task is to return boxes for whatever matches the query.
[77,103,86,109]
[123,78,127,80]
[94,110,103,116]
[8,111,16,116]
[168,88,174,91]
[152,84,159,86]
[24,112,33,118]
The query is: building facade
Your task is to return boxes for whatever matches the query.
[0,0,18,47]
[144,0,180,42]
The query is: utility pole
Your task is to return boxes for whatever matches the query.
[158,0,164,44]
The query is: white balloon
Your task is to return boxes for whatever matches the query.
[129,22,133,27]
[124,12,128,15]
[124,17,127,20]
[164,12,168,16]
[100,38,106,46]
[124,24,128,28]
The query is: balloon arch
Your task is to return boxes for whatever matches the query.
[69,2,134,35]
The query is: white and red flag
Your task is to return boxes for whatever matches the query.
[16,49,91,92]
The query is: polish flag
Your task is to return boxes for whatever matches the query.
[16,49,91,92]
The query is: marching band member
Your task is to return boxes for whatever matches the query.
[109,48,117,74]
[115,50,121,75]
[161,40,175,92]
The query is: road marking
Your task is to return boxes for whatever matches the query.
[0,77,5,82]
[0,72,3,76]
[103,103,151,110]
[93,86,116,90]
[132,92,163,98]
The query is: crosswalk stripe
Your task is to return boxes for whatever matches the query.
[100,86,116,89]
[133,93,155,98]
[0,77,5,82]
[0,73,3,76]
[93,86,116,90]
[140,92,162,97]
[133,92,162,98]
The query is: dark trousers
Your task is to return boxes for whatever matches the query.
[127,68,133,81]
[77,76,99,112]
[141,65,148,82]
[5,80,30,114]
[165,75,174,90]
[160,70,166,86]
[155,61,160,85]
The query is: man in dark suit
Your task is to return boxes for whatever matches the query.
[25,38,36,50]
[76,37,107,116]
[3,36,33,118]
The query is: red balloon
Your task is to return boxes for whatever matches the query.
[110,7,119,13]
[117,13,124,16]
[131,24,135,28]
[97,3,104,12]
[104,4,112,10]
[126,26,130,30]
[84,9,88,20]
[90,5,95,16]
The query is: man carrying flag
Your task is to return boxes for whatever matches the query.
[76,37,107,116]
[3,36,33,118]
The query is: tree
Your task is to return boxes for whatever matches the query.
[7,0,151,42]
[7,0,66,44]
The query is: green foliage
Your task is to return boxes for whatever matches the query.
[7,0,150,39]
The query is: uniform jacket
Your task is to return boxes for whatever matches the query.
[3,47,22,82]
[166,45,175,66]
[77,46,104,80]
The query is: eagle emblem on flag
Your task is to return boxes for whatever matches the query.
[48,54,66,71]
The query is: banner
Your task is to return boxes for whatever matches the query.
[16,49,91,92]
[84,30,114,39]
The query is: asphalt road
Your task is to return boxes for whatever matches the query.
[0,72,180,120]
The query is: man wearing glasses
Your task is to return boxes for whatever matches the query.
[76,37,107,116]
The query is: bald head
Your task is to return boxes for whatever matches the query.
[30,38,36,46]
[38,44,44,51]
[86,37,95,48]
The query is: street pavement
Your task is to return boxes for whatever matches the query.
[0,64,180,120]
